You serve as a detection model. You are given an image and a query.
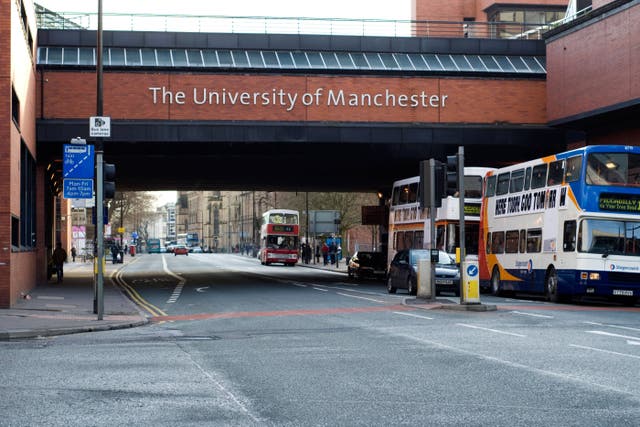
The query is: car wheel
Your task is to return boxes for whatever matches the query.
[407,278,417,296]
[491,266,501,296]
[545,267,561,303]
[387,276,397,294]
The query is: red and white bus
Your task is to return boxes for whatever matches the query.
[259,209,300,266]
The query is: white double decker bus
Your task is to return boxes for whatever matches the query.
[479,145,640,304]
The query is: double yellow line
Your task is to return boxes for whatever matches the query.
[110,259,167,317]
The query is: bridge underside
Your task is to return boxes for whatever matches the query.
[37,120,570,193]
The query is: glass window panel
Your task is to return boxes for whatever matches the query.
[306,52,324,68]
[379,53,398,69]
[393,54,414,70]
[351,52,369,68]
[522,57,543,73]
[276,52,294,67]
[125,48,141,66]
[494,56,515,72]
[479,56,501,71]
[491,231,505,254]
[465,55,487,71]
[508,56,530,72]
[451,55,472,71]
[247,51,264,67]
[110,48,125,66]
[321,52,339,68]
[564,155,582,183]
[261,51,279,67]
[531,164,548,189]
[79,48,94,65]
[408,53,429,70]
[217,50,233,66]
[526,229,542,253]
[510,169,525,193]
[505,230,520,253]
[336,52,355,68]
[496,173,511,195]
[187,49,203,67]
[292,52,310,68]
[524,167,532,190]
[156,49,172,66]
[63,48,78,65]
[202,50,218,66]
[364,53,384,69]
[548,160,564,186]
[485,175,497,197]
[232,51,249,67]
[438,55,457,71]
[423,54,443,70]
[141,48,157,66]
[171,50,188,66]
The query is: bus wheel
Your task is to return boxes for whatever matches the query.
[491,267,501,296]
[545,267,560,303]
[387,277,397,294]
[407,279,416,296]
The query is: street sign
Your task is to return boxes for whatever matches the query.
[90,116,111,137]
[63,178,93,199]
[63,144,94,179]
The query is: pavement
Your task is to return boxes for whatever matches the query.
[0,253,481,341]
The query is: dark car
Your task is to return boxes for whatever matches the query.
[347,251,387,280]
[387,249,460,296]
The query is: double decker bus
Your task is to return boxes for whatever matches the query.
[259,209,299,266]
[479,145,640,304]
[388,167,494,265]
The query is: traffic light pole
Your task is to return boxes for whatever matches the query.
[457,146,466,304]
[94,0,104,320]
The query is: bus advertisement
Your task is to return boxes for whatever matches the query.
[479,145,640,304]
[259,209,300,266]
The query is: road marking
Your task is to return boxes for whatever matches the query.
[337,292,386,303]
[36,296,65,300]
[586,330,640,341]
[111,263,166,317]
[195,287,209,293]
[163,256,187,304]
[457,323,526,337]
[569,344,640,360]
[627,340,640,346]
[393,311,434,320]
[313,287,329,292]
[583,321,640,333]
[510,311,554,319]
[290,283,308,288]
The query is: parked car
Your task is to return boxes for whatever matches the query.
[173,244,189,256]
[190,246,203,253]
[347,251,387,280]
[387,249,460,296]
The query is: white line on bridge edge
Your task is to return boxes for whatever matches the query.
[569,344,640,359]
[457,323,527,337]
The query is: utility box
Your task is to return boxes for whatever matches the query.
[416,258,433,299]
[462,255,480,303]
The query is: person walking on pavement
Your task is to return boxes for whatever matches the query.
[321,242,329,265]
[71,246,77,262]
[52,242,67,283]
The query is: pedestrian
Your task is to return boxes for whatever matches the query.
[71,246,77,262]
[51,242,67,283]
[315,243,320,264]
[329,242,337,264]
[321,241,329,265]
[303,243,312,264]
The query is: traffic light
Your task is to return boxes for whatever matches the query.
[446,154,458,196]
[103,162,116,199]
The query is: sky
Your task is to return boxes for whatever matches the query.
[35,0,412,21]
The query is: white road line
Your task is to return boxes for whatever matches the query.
[586,330,640,341]
[290,283,308,288]
[313,287,329,292]
[583,321,640,333]
[336,292,386,303]
[457,323,526,337]
[569,344,640,360]
[163,255,187,304]
[511,311,554,319]
[393,311,434,320]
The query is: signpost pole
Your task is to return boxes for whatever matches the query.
[95,0,105,320]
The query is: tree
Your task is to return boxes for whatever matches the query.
[109,192,157,243]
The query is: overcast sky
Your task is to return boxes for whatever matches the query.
[35,0,412,20]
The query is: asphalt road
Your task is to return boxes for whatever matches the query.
[2,253,639,426]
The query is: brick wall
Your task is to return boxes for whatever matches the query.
[40,72,548,125]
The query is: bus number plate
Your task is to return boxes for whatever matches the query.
[613,289,633,296]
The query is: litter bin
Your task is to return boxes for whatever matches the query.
[130,244,136,257]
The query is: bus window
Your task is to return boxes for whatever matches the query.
[491,231,505,254]
[509,169,525,193]
[436,225,445,250]
[564,155,582,183]
[524,167,532,190]
[485,175,497,197]
[413,231,424,249]
[486,232,492,254]
[547,160,564,186]
[531,164,547,189]
[496,173,510,196]
[505,230,519,253]
[526,229,542,252]
[563,220,576,252]
[519,229,526,253]
[407,183,418,203]
[464,175,483,198]
[392,186,402,205]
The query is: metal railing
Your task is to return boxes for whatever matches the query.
[36,10,562,40]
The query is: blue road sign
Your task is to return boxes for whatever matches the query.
[63,144,94,179]
[63,178,93,199]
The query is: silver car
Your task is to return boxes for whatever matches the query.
[387,249,460,296]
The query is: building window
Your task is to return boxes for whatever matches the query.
[12,87,20,128]
[20,142,37,249]
[486,6,566,38]
[11,216,20,248]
